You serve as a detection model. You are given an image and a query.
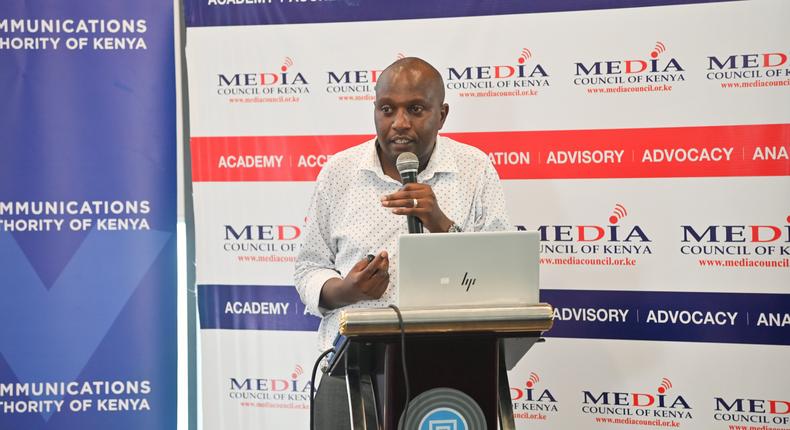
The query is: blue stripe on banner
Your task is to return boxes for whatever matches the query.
[199,284,321,331]
[184,0,739,27]
[541,289,790,346]
[199,285,789,345]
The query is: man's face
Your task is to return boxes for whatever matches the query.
[374,67,448,170]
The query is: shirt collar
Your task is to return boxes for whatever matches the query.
[419,135,458,182]
[359,138,383,174]
[359,135,458,183]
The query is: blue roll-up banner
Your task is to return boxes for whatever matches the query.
[0,1,176,429]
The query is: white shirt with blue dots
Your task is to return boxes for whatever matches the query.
[294,135,513,352]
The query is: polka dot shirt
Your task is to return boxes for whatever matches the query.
[294,135,513,352]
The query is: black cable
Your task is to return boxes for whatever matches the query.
[389,304,410,429]
[310,347,335,430]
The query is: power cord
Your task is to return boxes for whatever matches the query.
[388,304,411,429]
[310,347,335,430]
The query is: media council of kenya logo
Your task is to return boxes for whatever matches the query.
[510,372,559,421]
[222,223,302,264]
[706,49,790,87]
[574,41,685,93]
[445,48,550,97]
[713,395,790,427]
[324,52,405,100]
[228,365,312,409]
[582,378,693,424]
[325,66,380,96]
[216,56,310,100]
[327,53,431,102]
[679,215,790,269]
[518,203,653,267]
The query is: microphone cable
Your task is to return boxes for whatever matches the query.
[310,346,335,430]
[389,304,411,429]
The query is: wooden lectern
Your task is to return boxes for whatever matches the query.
[325,304,553,430]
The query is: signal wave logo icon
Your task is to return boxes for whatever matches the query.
[281,56,294,72]
[518,48,533,64]
[658,377,673,394]
[526,372,540,388]
[651,41,667,59]
[609,204,628,224]
[291,365,304,380]
[396,52,406,60]
[510,371,559,418]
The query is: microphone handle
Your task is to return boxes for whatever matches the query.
[407,215,423,234]
[400,170,423,234]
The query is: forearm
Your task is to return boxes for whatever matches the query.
[318,277,349,310]
[318,252,390,309]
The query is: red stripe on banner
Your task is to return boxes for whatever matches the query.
[190,124,790,182]
[190,134,372,182]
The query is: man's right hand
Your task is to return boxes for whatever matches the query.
[319,251,390,310]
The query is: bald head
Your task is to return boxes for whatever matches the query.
[375,57,445,104]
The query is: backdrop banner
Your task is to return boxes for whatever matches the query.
[185,1,790,428]
[0,1,177,429]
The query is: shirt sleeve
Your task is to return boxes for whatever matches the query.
[473,160,514,232]
[294,171,341,317]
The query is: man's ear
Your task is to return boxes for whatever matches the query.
[439,103,449,128]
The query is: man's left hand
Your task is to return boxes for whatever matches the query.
[381,183,453,233]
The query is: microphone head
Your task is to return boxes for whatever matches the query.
[396,152,419,174]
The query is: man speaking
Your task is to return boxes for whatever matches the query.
[294,57,512,427]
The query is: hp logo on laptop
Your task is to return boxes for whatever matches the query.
[460,272,476,292]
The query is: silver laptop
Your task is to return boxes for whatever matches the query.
[397,231,539,309]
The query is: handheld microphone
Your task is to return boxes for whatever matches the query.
[395,152,423,234]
